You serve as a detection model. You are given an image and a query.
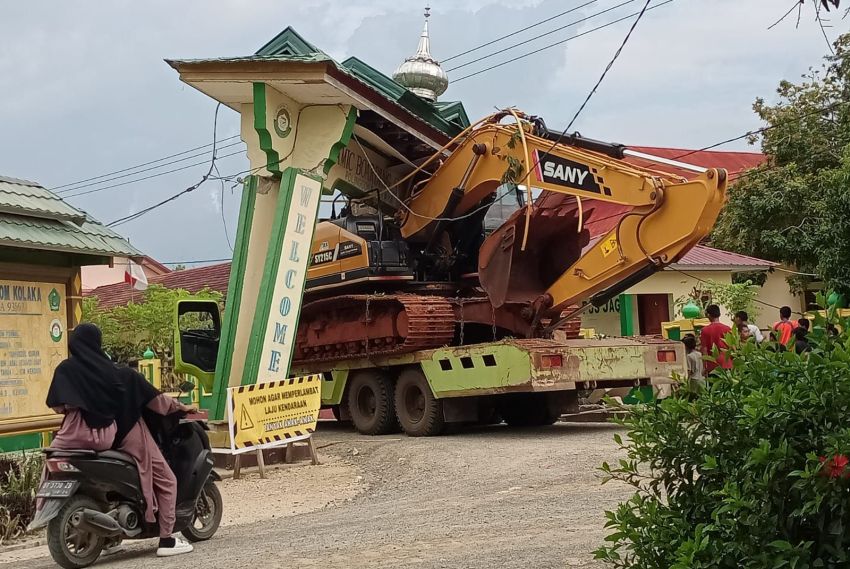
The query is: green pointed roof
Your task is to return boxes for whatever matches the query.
[250,27,470,137]
[255,26,325,57]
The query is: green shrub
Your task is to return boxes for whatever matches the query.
[596,302,850,568]
[0,452,43,544]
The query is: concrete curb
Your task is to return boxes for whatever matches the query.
[0,537,46,554]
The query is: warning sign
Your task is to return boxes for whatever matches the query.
[226,374,321,454]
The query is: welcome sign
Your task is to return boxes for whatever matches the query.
[253,171,323,384]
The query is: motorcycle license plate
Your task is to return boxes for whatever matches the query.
[36,480,79,498]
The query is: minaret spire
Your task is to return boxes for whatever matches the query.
[392,6,448,102]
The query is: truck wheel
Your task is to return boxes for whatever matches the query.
[394,368,445,436]
[47,495,105,569]
[500,394,559,427]
[347,371,397,435]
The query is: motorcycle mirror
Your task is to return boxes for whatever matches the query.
[179,381,195,395]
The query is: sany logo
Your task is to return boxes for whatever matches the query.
[534,150,602,194]
[543,161,589,185]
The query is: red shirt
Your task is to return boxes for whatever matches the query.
[700,321,732,372]
[773,319,798,345]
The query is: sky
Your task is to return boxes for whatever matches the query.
[0,0,843,267]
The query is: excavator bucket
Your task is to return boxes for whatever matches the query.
[479,194,590,308]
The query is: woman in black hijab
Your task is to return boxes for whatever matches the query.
[45,323,196,556]
[45,323,123,450]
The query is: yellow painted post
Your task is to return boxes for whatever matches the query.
[139,359,162,390]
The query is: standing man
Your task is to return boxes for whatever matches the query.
[700,304,732,373]
[773,306,798,345]
[734,311,764,343]
[682,334,704,392]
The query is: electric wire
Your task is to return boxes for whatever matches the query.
[49,135,240,192]
[63,148,246,199]
[562,0,654,133]
[107,103,223,228]
[56,140,245,195]
[445,0,635,72]
[453,0,670,83]
[442,0,599,63]
[214,163,234,252]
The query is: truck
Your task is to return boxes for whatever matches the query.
[170,110,725,436]
[173,299,685,436]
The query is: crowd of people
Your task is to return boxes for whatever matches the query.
[682,304,818,389]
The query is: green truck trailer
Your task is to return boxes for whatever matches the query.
[173,299,685,437]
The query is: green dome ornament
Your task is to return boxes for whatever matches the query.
[681,301,702,319]
[142,347,155,360]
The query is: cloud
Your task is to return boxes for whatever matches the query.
[0,0,841,262]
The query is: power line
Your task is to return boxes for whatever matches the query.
[446,0,637,73]
[453,0,671,83]
[214,163,234,252]
[56,140,244,195]
[629,100,849,169]
[107,103,224,228]
[62,148,246,199]
[49,135,240,191]
[474,0,660,200]
[563,0,654,133]
[442,0,599,63]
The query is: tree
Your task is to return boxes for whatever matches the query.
[596,299,850,568]
[673,280,760,320]
[82,284,223,382]
[711,33,850,294]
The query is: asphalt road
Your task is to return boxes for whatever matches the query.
[7,422,630,569]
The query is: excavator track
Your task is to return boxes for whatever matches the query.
[293,294,455,365]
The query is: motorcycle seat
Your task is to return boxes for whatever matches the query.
[97,450,136,463]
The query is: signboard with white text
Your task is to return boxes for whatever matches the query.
[255,172,323,384]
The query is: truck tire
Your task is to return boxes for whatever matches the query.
[394,368,445,436]
[347,371,397,435]
[500,394,559,427]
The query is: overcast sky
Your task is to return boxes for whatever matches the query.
[0,0,842,266]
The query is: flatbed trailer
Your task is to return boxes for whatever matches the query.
[291,336,685,436]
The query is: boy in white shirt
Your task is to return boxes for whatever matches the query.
[734,311,764,343]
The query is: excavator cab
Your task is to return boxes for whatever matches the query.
[306,199,414,294]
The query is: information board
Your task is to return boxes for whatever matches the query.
[0,280,67,427]
[226,374,321,454]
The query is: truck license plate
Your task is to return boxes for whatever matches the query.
[36,480,79,498]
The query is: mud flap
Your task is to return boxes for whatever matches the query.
[26,498,63,531]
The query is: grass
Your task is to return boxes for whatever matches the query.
[0,452,43,545]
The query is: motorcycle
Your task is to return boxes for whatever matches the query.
[28,382,223,569]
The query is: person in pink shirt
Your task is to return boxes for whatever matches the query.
[699,304,732,373]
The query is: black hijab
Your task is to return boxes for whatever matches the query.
[46,323,124,429]
[47,323,166,445]
[113,366,161,446]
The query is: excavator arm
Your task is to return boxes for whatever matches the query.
[397,118,727,320]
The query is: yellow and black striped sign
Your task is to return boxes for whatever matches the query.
[226,374,321,454]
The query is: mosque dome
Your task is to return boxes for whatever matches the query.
[392,7,448,102]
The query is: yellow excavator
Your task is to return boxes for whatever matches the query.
[294,110,726,365]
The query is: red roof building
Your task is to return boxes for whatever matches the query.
[86,262,231,309]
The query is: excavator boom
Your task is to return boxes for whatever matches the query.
[396,119,727,317]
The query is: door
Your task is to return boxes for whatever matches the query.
[637,293,670,336]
